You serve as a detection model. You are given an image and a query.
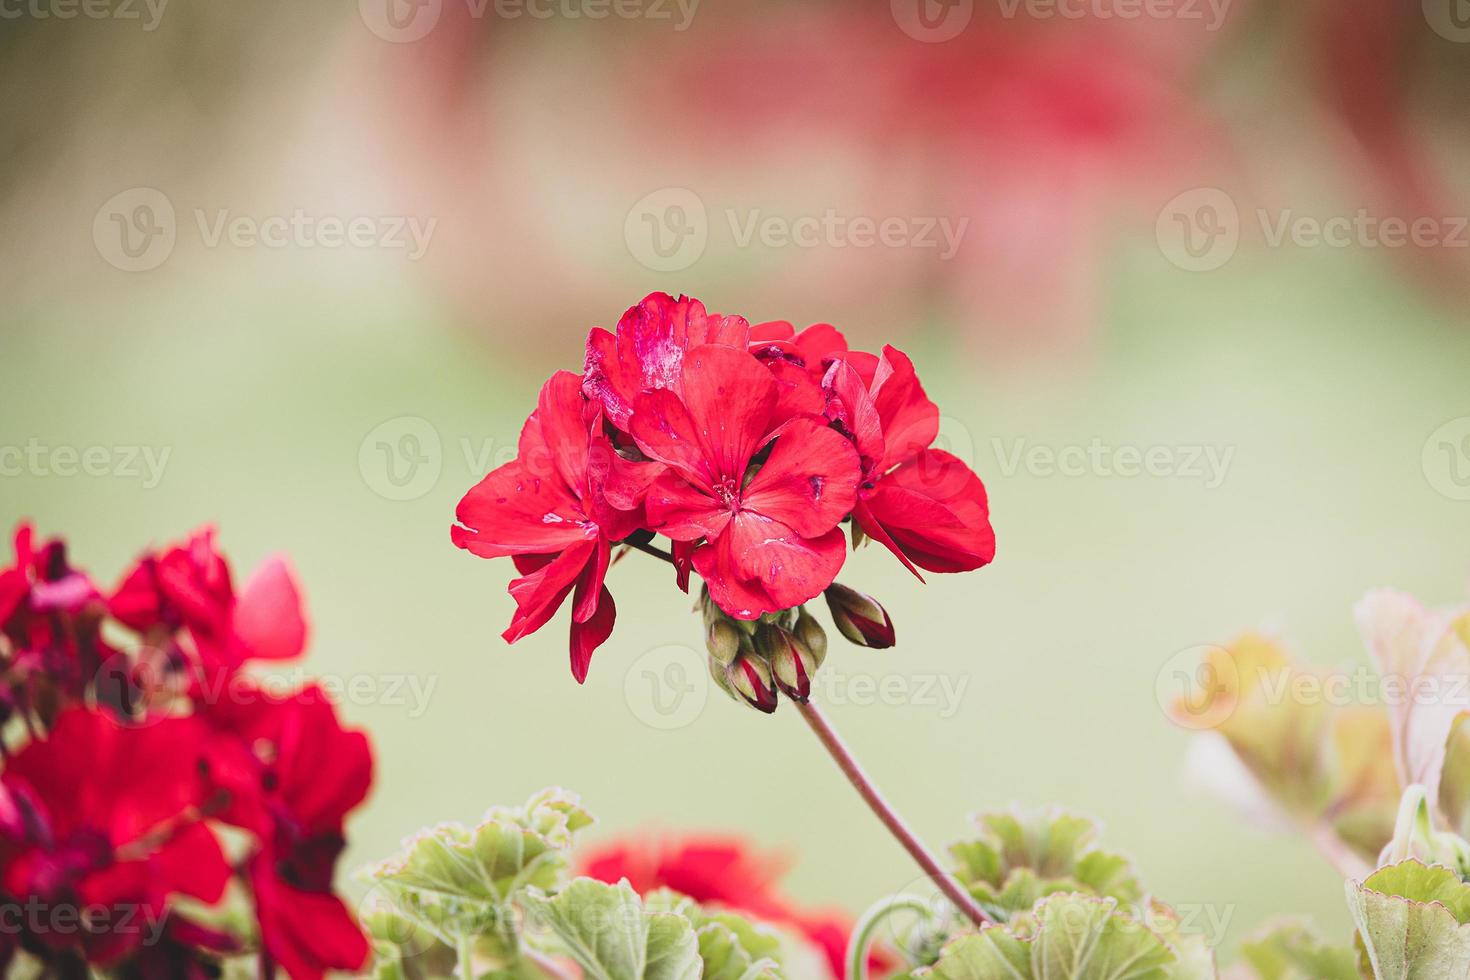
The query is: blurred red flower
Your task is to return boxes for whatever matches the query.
[581,836,871,980]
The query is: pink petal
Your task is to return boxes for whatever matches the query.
[233,555,308,663]
[822,359,885,474]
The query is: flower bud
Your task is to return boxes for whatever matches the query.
[727,653,778,714]
[705,619,743,666]
[794,609,828,667]
[762,628,820,703]
[824,583,896,649]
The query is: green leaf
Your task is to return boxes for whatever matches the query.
[1346,859,1470,979]
[914,894,1194,980]
[521,879,701,980]
[1234,920,1358,980]
[950,811,1145,919]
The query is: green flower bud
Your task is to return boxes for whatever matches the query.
[794,608,828,667]
[705,619,742,666]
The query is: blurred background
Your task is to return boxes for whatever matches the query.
[3,0,1470,963]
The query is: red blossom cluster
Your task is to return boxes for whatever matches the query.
[452,292,995,683]
[0,524,372,980]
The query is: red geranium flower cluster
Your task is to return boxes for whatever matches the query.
[453,292,995,689]
[0,523,372,980]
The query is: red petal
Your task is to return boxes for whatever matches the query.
[865,450,995,573]
[519,371,594,496]
[233,555,308,663]
[643,469,728,541]
[699,518,847,619]
[748,320,796,343]
[822,359,885,472]
[452,459,590,559]
[742,419,859,538]
[252,854,371,980]
[676,345,779,483]
[571,537,610,624]
[871,346,939,471]
[569,586,615,683]
[630,388,716,490]
[502,541,595,643]
[584,325,638,429]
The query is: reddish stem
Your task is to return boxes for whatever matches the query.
[796,700,993,928]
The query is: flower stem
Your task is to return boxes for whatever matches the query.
[846,894,934,980]
[458,934,476,980]
[795,700,993,929]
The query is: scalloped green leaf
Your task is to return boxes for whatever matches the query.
[521,879,701,980]
[915,894,1189,980]
[951,811,1145,919]
[1346,860,1470,979]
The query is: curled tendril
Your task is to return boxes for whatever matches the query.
[846,894,938,980]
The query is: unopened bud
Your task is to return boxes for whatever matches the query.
[824,584,896,649]
[706,619,742,666]
[727,653,778,714]
[762,628,819,703]
[794,609,827,667]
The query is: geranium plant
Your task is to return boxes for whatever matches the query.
[450,292,997,927]
[0,524,372,979]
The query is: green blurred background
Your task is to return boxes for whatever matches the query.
[2,0,1469,964]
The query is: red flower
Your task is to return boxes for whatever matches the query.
[0,709,231,966]
[580,837,864,980]
[631,345,861,619]
[109,527,308,675]
[452,370,655,681]
[202,682,373,980]
[824,347,995,577]
[586,294,845,437]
